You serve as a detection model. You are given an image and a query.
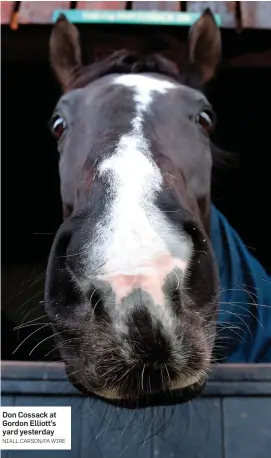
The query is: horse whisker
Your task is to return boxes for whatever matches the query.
[12,324,50,355]
[29,331,64,356]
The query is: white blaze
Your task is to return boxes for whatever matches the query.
[90,74,192,281]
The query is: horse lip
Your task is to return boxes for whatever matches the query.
[66,366,207,409]
[99,380,207,409]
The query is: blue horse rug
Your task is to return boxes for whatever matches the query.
[211,204,271,363]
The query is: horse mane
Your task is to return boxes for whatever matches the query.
[70,49,183,90]
[70,50,237,182]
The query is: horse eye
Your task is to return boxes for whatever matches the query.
[196,110,214,134]
[51,114,66,140]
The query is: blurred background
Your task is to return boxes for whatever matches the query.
[2,1,271,362]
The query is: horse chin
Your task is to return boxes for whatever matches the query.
[66,364,207,409]
[93,378,207,409]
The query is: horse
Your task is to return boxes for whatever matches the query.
[45,9,271,406]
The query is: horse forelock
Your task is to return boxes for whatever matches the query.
[65,50,233,177]
[69,50,182,91]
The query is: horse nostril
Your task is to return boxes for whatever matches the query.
[141,345,166,366]
[45,230,85,309]
[88,287,105,318]
[170,286,182,313]
[54,231,71,259]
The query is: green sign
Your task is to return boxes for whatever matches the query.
[52,10,221,27]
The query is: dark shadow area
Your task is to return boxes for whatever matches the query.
[208,67,271,271]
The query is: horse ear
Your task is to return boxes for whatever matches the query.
[185,8,221,87]
[49,14,82,92]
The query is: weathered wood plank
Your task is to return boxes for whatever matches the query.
[1,361,66,380]
[76,1,126,10]
[187,1,237,28]
[0,1,15,24]
[208,363,271,381]
[3,361,271,381]
[18,1,70,24]
[132,1,180,11]
[241,1,271,29]
[1,396,15,406]
[153,398,223,458]
[205,382,271,396]
[1,380,80,395]
[224,398,271,458]
[80,397,152,458]
[2,362,271,397]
